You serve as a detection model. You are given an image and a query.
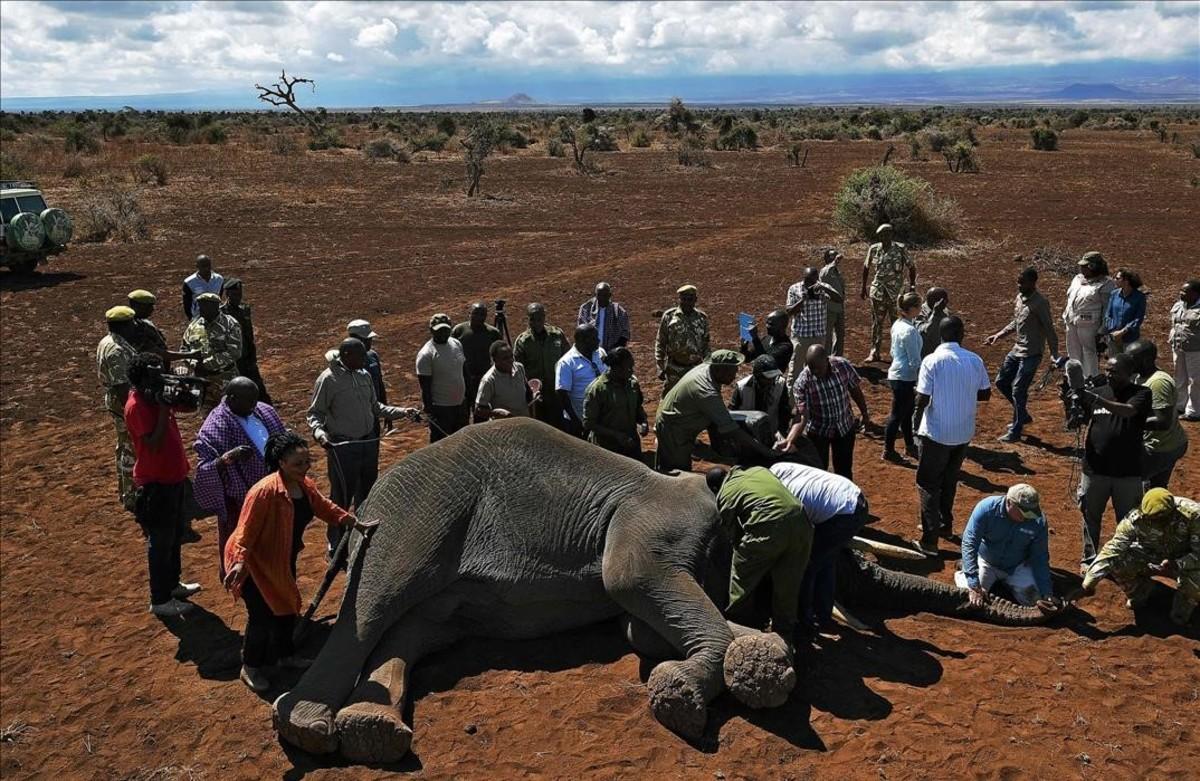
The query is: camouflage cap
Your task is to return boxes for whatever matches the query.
[105,305,136,322]
[195,292,221,303]
[708,349,745,366]
[1005,483,1042,520]
[677,284,698,295]
[429,313,453,332]
[127,289,156,304]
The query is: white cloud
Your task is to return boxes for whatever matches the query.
[0,0,1196,99]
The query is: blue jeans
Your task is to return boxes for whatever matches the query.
[995,352,1042,433]
[799,499,869,628]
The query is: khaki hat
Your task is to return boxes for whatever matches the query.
[876,223,894,235]
[105,305,136,322]
[677,284,698,295]
[708,349,745,366]
[429,313,453,332]
[195,292,220,303]
[128,289,155,304]
[751,354,781,379]
[347,319,378,339]
[1139,487,1174,517]
[1005,483,1043,520]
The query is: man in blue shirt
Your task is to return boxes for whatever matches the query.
[955,484,1054,607]
[555,324,605,437]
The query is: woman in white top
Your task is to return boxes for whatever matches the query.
[1062,251,1115,378]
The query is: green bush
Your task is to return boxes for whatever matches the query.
[547,138,565,157]
[1068,110,1089,128]
[943,141,979,173]
[498,126,528,149]
[411,132,449,152]
[363,137,409,162]
[436,116,457,137]
[832,164,959,244]
[715,123,758,151]
[63,126,100,154]
[630,127,651,148]
[197,123,227,144]
[308,128,344,150]
[132,154,169,185]
[1030,127,1058,151]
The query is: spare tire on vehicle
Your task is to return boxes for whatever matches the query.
[7,212,45,251]
[40,208,73,245]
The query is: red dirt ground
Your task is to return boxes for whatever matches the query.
[2,128,1198,780]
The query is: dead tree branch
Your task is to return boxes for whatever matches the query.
[254,70,324,135]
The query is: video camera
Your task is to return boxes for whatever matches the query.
[494,298,506,313]
[1060,358,1106,430]
[156,374,208,412]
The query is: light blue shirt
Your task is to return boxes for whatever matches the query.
[768,462,862,525]
[961,496,1052,596]
[555,346,606,419]
[916,342,991,446]
[887,317,921,382]
[236,412,269,456]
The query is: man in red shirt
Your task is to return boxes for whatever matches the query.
[124,353,202,617]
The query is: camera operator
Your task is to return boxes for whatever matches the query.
[1077,354,1151,572]
[125,353,202,618]
[785,266,842,384]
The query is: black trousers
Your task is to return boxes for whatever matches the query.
[916,437,968,542]
[885,380,916,452]
[134,480,188,605]
[428,404,467,443]
[325,438,379,550]
[810,429,856,480]
[236,359,272,405]
[241,576,295,668]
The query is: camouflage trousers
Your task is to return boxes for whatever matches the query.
[1096,550,1199,623]
[106,394,136,512]
[870,295,898,353]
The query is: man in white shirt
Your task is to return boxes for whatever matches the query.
[770,462,869,635]
[416,313,468,443]
[475,341,531,420]
[181,254,224,320]
[556,324,605,437]
[912,316,992,554]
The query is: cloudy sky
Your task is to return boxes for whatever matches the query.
[1,1,1198,104]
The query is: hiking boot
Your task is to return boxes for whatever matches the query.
[171,582,202,600]
[881,449,905,463]
[149,598,195,617]
[240,665,270,693]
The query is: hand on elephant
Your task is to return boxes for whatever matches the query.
[1036,596,1064,616]
[967,586,988,608]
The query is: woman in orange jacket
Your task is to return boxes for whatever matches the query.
[223,431,363,692]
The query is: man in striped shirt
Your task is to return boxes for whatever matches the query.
[912,316,992,554]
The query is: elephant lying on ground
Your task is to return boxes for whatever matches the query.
[274,418,1049,763]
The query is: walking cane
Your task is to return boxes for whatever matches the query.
[293,518,379,644]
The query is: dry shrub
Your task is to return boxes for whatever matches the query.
[76,181,149,243]
[631,127,651,148]
[62,155,87,179]
[1,150,32,179]
[269,133,298,156]
[832,164,960,245]
[363,137,409,162]
[132,154,169,185]
[1030,127,1058,151]
[677,134,710,167]
[1028,245,1078,277]
[547,137,565,157]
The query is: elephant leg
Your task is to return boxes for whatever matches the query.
[274,527,460,756]
[335,605,465,764]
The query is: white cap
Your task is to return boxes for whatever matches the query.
[347,319,378,339]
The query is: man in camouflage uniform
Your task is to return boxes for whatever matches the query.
[127,289,197,367]
[96,305,139,511]
[1073,488,1200,625]
[513,303,571,429]
[655,284,711,393]
[860,223,916,363]
[182,292,242,414]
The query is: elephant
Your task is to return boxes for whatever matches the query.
[273,418,1051,764]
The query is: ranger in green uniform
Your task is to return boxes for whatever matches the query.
[654,350,778,472]
[861,223,916,363]
[96,305,139,510]
[513,302,571,429]
[1073,488,1200,625]
[583,346,648,459]
[707,465,813,639]
[655,284,711,392]
[182,292,242,413]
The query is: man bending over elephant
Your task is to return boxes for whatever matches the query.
[707,466,813,640]
[955,484,1058,612]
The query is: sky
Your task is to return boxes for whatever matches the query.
[1,1,1198,106]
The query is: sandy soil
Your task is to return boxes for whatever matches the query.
[2,128,1198,780]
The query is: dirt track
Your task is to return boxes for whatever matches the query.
[2,128,1198,780]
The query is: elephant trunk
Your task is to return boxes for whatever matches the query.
[837,551,1048,627]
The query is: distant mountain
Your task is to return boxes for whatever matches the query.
[1047,83,1141,100]
[478,93,537,106]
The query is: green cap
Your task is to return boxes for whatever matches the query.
[708,349,745,366]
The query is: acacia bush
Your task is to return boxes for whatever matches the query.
[630,127,651,148]
[132,154,169,185]
[677,133,711,167]
[943,141,980,173]
[1,150,31,179]
[832,164,960,244]
[547,137,565,157]
[411,132,449,152]
[1030,127,1058,151]
[363,137,409,162]
[197,123,227,144]
[76,183,149,243]
[62,156,87,178]
[269,133,298,156]
[63,126,100,154]
[716,123,758,150]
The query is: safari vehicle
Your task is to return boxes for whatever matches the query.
[1,180,73,273]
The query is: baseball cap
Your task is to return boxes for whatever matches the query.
[127,289,155,304]
[429,313,453,332]
[1006,483,1043,520]
[105,305,135,322]
[347,319,378,339]
[751,354,781,379]
[708,349,745,366]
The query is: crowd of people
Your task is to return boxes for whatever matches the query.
[95,238,1200,690]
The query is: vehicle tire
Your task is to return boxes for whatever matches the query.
[40,208,73,246]
[6,212,45,252]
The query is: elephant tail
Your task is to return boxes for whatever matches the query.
[839,551,1049,627]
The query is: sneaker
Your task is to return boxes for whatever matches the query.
[997,429,1022,443]
[278,655,313,670]
[149,598,195,617]
[171,582,202,600]
[240,665,270,693]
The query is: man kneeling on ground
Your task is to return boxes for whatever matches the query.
[956,484,1058,611]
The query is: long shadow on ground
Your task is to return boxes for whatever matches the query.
[0,270,85,291]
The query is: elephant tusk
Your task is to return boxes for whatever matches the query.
[832,602,870,631]
[848,536,926,560]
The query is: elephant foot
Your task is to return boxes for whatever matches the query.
[273,691,339,755]
[335,702,413,764]
[723,632,795,709]
[646,660,707,741]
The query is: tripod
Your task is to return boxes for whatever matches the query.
[495,305,512,345]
